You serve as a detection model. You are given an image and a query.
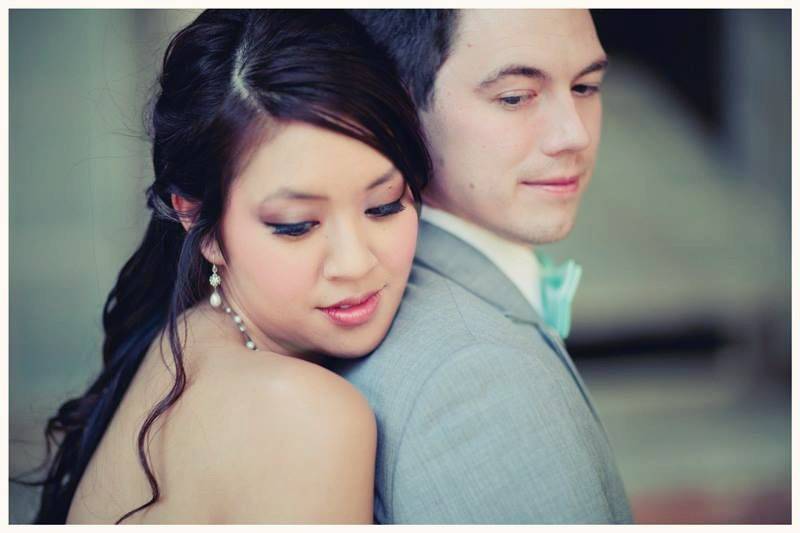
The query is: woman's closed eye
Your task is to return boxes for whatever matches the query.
[265,198,406,238]
[266,221,319,237]
[365,198,406,218]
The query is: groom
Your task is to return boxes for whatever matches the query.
[331,9,632,524]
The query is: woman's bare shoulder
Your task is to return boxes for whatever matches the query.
[172,346,376,522]
[192,344,373,420]
[177,309,369,417]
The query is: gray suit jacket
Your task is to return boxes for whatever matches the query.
[329,221,632,524]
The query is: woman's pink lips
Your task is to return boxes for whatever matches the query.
[521,176,580,195]
[319,290,381,327]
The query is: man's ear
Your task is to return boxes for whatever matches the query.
[171,193,198,233]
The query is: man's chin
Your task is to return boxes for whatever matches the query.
[499,215,578,246]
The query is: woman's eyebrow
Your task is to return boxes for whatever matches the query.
[260,166,398,204]
[365,166,399,191]
[261,188,327,203]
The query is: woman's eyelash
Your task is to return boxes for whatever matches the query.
[365,199,406,217]
[266,221,319,237]
[265,198,406,237]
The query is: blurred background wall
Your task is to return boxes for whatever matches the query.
[546,9,791,524]
[9,9,791,524]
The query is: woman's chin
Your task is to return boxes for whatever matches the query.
[323,337,384,360]
[321,324,393,360]
[313,301,398,359]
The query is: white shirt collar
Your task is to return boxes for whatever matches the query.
[420,206,543,316]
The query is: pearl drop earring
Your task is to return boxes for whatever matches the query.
[209,264,222,308]
[207,263,257,351]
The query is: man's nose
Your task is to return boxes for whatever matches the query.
[322,219,379,281]
[540,93,591,156]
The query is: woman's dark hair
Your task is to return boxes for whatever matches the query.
[28,9,430,524]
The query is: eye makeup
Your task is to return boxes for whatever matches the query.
[365,197,406,217]
[266,220,319,237]
[264,192,408,238]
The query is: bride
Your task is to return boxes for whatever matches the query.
[33,9,429,524]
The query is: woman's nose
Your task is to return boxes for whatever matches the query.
[321,220,379,281]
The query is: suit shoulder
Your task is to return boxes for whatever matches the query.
[384,263,541,353]
[419,340,565,394]
[340,263,556,389]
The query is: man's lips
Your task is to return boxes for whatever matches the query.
[520,175,580,194]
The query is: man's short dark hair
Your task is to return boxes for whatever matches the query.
[348,9,459,110]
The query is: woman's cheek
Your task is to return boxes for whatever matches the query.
[251,247,318,302]
[385,212,419,275]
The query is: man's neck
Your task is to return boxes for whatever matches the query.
[419,206,543,315]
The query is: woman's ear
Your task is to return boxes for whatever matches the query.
[171,193,198,233]
[199,235,224,267]
[172,194,225,267]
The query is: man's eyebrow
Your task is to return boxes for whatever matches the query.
[476,56,609,91]
[576,57,609,78]
[260,167,399,203]
[477,64,546,90]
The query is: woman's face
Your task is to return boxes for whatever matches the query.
[215,121,418,360]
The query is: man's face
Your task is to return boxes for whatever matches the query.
[420,10,606,245]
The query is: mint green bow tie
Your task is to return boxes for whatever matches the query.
[535,251,582,339]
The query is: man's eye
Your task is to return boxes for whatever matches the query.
[497,92,534,109]
[573,84,600,96]
[266,221,319,237]
[365,199,406,218]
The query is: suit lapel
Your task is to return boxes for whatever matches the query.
[414,221,544,327]
[414,221,606,425]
